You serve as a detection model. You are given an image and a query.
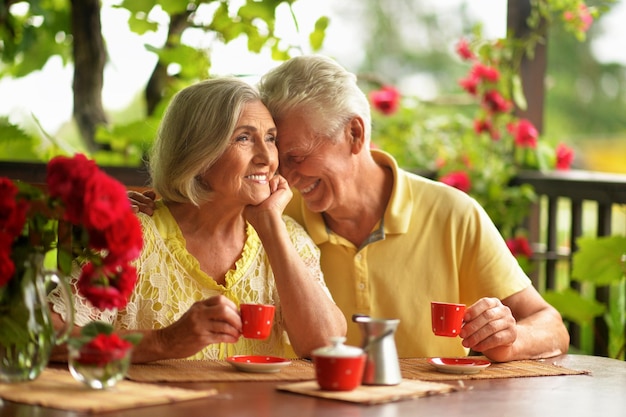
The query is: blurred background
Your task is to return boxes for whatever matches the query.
[0,0,624,172]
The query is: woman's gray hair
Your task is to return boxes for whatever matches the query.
[257,55,371,143]
[149,77,262,206]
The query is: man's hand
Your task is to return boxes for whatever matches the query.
[129,190,157,216]
[459,297,517,359]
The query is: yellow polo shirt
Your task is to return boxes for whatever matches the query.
[284,150,531,358]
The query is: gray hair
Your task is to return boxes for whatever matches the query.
[149,78,262,206]
[258,55,372,143]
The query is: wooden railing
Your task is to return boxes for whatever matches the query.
[514,169,626,357]
[0,161,151,188]
[3,161,625,356]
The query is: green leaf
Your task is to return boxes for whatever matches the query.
[511,74,527,111]
[117,0,156,15]
[159,0,190,15]
[309,16,329,51]
[572,236,626,286]
[270,43,291,61]
[535,141,555,171]
[543,288,606,325]
[239,1,275,26]
[128,14,159,35]
[605,278,626,359]
[81,321,115,339]
[123,332,144,346]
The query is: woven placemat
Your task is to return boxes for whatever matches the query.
[0,368,217,414]
[277,379,458,405]
[400,357,590,381]
[126,357,589,383]
[127,358,316,382]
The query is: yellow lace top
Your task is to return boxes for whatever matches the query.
[50,200,331,360]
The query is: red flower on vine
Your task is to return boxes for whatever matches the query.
[564,4,593,33]
[474,117,501,140]
[509,119,538,149]
[471,63,500,83]
[483,90,512,113]
[506,236,533,258]
[455,38,475,61]
[439,171,472,193]
[556,143,575,170]
[370,85,401,115]
[459,74,479,95]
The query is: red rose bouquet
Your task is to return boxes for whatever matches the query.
[0,153,143,382]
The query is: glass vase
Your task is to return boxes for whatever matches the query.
[68,344,132,389]
[0,253,74,382]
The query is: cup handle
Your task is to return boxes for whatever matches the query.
[46,271,75,345]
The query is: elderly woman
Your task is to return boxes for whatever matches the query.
[51,78,346,363]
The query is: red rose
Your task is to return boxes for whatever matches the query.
[0,177,18,207]
[0,250,15,287]
[107,263,138,299]
[47,154,98,224]
[87,215,143,266]
[77,262,133,310]
[82,171,131,231]
[76,333,132,366]
[0,179,29,239]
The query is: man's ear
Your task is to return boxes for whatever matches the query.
[348,116,366,154]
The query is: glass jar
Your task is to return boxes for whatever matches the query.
[68,344,132,389]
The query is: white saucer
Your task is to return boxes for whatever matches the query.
[428,357,491,374]
[226,355,292,373]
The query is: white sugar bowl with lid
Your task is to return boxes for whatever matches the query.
[311,336,366,391]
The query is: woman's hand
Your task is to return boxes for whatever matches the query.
[244,174,292,231]
[137,295,242,362]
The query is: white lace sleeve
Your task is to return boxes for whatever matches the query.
[282,215,334,301]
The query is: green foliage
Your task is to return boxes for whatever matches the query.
[0,117,38,160]
[572,236,626,285]
[549,235,626,358]
[543,288,606,323]
[0,0,328,163]
[0,0,73,77]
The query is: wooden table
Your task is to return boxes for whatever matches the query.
[1,354,624,417]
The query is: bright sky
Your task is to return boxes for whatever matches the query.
[0,0,623,136]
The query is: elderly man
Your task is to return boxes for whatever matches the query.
[131,55,569,362]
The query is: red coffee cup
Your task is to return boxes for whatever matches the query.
[240,303,275,339]
[431,301,466,337]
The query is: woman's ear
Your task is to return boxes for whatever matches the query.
[348,116,366,154]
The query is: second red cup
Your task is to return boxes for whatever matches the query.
[431,301,466,337]
[240,303,275,339]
